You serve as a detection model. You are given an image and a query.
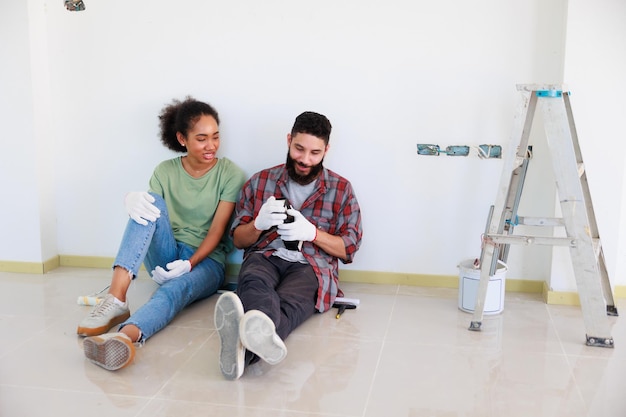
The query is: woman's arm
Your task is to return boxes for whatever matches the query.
[188,201,236,268]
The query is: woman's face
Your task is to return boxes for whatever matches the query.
[181,114,220,165]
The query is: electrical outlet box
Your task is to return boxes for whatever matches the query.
[417,144,440,156]
[478,145,502,159]
[445,145,470,156]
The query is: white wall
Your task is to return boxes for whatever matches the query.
[0,0,48,263]
[1,0,624,290]
[551,0,626,291]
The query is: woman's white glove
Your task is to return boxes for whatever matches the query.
[124,191,161,226]
[151,260,191,285]
[254,196,287,231]
[277,209,317,242]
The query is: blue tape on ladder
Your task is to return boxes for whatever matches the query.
[505,215,520,226]
[536,90,563,98]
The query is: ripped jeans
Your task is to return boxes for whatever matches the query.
[114,193,224,342]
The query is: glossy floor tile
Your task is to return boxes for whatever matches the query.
[0,267,624,416]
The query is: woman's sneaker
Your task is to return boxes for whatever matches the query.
[83,332,135,371]
[239,310,287,365]
[77,294,130,337]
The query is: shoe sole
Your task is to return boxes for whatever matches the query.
[214,292,245,380]
[83,334,135,371]
[239,310,287,365]
[77,311,131,337]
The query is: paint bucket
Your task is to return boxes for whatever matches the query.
[458,259,507,315]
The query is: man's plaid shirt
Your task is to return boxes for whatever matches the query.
[231,164,363,312]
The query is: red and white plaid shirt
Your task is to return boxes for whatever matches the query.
[231,164,363,312]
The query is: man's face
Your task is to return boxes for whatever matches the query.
[286,132,328,185]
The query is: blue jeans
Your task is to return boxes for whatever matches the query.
[115,193,224,342]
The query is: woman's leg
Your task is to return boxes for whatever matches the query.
[78,193,178,338]
[110,193,178,301]
[120,248,225,342]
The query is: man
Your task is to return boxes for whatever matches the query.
[214,111,363,380]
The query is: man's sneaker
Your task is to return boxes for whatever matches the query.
[239,310,287,365]
[214,292,245,380]
[83,332,135,371]
[77,294,130,337]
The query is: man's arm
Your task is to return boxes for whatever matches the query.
[311,229,347,261]
[232,221,264,249]
[233,195,286,249]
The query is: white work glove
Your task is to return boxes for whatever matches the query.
[277,209,317,242]
[151,260,192,285]
[124,191,161,226]
[253,196,287,231]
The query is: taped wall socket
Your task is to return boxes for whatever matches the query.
[417,144,440,155]
[478,145,502,159]
[445,145,470,156]
[416,144,470,156]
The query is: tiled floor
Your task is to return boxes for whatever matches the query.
[0,266,624,417]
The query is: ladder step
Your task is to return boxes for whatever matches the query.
[487,234,575,246]
[514,216,565,227]
[577,162,585,178]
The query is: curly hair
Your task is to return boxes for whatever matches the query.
[158,96,220,152]
[290,111,332,145]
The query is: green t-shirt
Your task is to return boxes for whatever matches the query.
[148,157,246,266]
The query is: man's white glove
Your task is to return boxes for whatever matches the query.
[277,209,317,242]
[125,191,161,226]
[151,260,192,285]
[254,196,287,231]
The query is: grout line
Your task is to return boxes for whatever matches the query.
[361,284,400,417]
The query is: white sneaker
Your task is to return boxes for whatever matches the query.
[77,294,130,337]
[83,332,135,371]
[239,310,287,365]
[214,292,245,380]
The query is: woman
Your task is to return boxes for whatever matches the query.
[78,97,246,371]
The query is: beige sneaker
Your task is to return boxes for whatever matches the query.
[239,310,287,365]
[77,294,130,337]
[83,332,135,371]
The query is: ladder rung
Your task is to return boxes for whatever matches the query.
[487,234,575,247]
[515,216,565,227]
[578,162,585,178]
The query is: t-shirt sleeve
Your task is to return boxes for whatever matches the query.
[147,163,166,197]
[219,160,247,203]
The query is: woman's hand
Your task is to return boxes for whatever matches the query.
[151,259,191,285]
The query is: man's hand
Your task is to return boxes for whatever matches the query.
[151,260,191,285]
[277,209,317,242]
[253,196,287,231]
[124,191,161,226]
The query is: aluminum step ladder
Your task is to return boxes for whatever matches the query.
[470,84,617,347]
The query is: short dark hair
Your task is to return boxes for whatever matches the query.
[290,111,332,145]
[158,96,220,152]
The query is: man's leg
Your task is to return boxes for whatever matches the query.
[272,261,318,340]
[236,254,317,366]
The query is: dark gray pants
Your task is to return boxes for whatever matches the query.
[237,252,318,341]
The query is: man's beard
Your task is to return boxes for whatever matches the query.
[286,152,323,185]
